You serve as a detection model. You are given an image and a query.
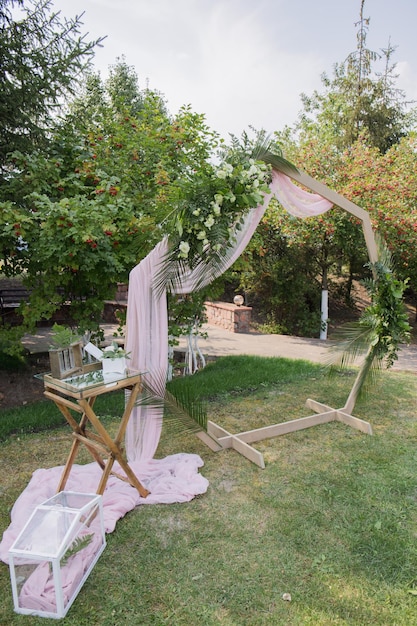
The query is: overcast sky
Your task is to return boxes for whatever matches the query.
[50,0,417,139]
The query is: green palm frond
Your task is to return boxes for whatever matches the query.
[61,534,94,568]
[253,138,299,176]
[135,372,207,435]
[327,322,374,370]
[163,386,207,434]
[154,241,237,298]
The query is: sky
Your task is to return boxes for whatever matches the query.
[49,0,417,139]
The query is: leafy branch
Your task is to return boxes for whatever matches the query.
[328,236,411,402]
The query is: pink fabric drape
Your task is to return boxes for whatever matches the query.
[125,199,272,463]
[270,170,333,218]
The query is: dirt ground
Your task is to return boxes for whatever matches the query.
[0,353,51,411]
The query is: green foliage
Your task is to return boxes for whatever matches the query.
[49,323,81,349]
[168,291,208,348]
[0,60,220,341]
[297,4,410,154]
[0,0,104,174]
[157,134,297,309]
[0,349,26,370]
[60,534,93,568]
[361,246,411,367]
[329,238,411,404]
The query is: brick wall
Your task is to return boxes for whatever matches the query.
[204,301,252,333]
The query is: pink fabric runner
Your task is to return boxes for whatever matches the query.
[0,454,208,564]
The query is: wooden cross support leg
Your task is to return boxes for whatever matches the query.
[198,397,372,469]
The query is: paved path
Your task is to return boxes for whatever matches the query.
[23,323,417,373]
[178,324,417,372]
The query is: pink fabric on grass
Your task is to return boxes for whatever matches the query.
[0,453,208,565]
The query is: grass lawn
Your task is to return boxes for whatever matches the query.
[1,355,417,625]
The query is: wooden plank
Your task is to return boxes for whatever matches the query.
[230,436,265,469]
[236,411,337,443]
[305,398,334,413]
[72,432,108,456]
[196,431,223,452]
[207,421,232,439]
[44,391,83,414]
[336,410,373,435]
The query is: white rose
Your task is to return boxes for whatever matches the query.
[204,215,215,229]
[178,240,190,258]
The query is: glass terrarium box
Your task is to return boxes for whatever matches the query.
[8,492,106,619]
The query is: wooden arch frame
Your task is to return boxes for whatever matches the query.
[198,168,379,468]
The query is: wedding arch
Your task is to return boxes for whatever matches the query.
[125,159,379,469]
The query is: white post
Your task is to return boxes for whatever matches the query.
[320,289,328,340]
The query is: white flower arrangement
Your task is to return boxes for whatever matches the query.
[173,156,271,265]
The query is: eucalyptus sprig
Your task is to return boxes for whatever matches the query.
[102,341,130,360]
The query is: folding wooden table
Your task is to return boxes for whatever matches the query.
[39,368,150,498]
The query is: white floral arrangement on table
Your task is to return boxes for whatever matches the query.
[84,341,130,377]
[101,342,130,377]
[171,157,272,269]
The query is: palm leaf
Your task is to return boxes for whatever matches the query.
[252,137,299,176]
[135,371,207,436]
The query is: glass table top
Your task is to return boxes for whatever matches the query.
[35,367,144,396]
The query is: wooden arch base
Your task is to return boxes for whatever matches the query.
[198,398,372,469]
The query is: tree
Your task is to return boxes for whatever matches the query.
[297,0,412,154]
[0,60,220,341]
[0,0,104,179]
[223,0,417,337]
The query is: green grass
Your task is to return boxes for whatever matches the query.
[1,356,417,624]
[0,391,125,442]
[167,354,320,398]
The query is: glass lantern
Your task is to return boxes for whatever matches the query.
[8,492,106,619]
